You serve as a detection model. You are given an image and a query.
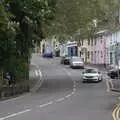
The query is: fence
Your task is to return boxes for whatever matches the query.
[0,81,29,99]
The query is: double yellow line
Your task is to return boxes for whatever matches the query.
[112,104,120,120]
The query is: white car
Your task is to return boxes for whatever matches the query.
[82,68,102,83]
[70,56,84,69]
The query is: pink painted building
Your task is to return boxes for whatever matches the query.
[91,30,108,65]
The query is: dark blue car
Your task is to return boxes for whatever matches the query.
[43,52,53,58]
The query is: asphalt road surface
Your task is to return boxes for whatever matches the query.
[0,54,118,120]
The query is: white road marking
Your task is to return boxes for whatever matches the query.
[35,70,38,76]
[73,81,76,85]
[30,69,43,92]
[65,94,72,98]
[71,91,75,95]
[116,106,120,120]
[39,101,53,108]
[73,84,76,88]
[0,66,78,119]
[55,98,65,102]
[64,69,71,76]
[0,109,31,120]
[73,88,76,92]
[38,69,42,78]
[105,78,111,92]
[112,106,118,120]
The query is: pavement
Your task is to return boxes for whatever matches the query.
[0,54,119,120]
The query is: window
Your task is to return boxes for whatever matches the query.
[88,40,90,46]
[94,39,97,45]
[91,51,93,61]
[110,52,113,64]
[101,51,103,58]
[80,51,81,57]
[98,51,99,54]
[91,39,93,46]
[100,35,103,39]
[82,40,83,45]
[88,51,90,58]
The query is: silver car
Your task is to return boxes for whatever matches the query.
[70,56,84,69]
[82,68,102,83]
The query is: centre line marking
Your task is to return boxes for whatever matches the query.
[0,109,31,120]
[35,70,38,76]
[55,98,65,102]
[65,94,72,98]
[73,84,76,88]
[38,69,43,78]
[71,91,75,95]
[40,101,53,108]
[73,89,76,93]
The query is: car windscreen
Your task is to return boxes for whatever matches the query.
[85,69,98,73]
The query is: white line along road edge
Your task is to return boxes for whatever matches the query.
[0,109,31,120]
[30,67,43,93]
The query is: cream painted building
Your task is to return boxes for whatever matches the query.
[78,38,91,63]
[40,37,60,56]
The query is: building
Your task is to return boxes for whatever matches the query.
[107,30,120,65]
[91,30,108,65]
[40,37,62,57]
[78,38,91,63]
[66,41,78,56]
[40,39,54,55]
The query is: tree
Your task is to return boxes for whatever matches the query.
[0,0,56,83]
[48,0,120,38]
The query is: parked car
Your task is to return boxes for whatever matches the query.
[107,65,120,79]
[43,52,53,58]
[60,56,71,65]
[70,56,84,68]
[82,68,102,83]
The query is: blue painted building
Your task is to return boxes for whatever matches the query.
[66,41,78,56]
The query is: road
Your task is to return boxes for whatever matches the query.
[0,54,119,120]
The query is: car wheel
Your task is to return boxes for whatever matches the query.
[100,77,103,81]
[82,81,86,83]
[111,76,115,79]
[98,77,102,82]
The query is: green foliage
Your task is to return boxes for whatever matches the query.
[0,0,56,83]
[48,0,120,38]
